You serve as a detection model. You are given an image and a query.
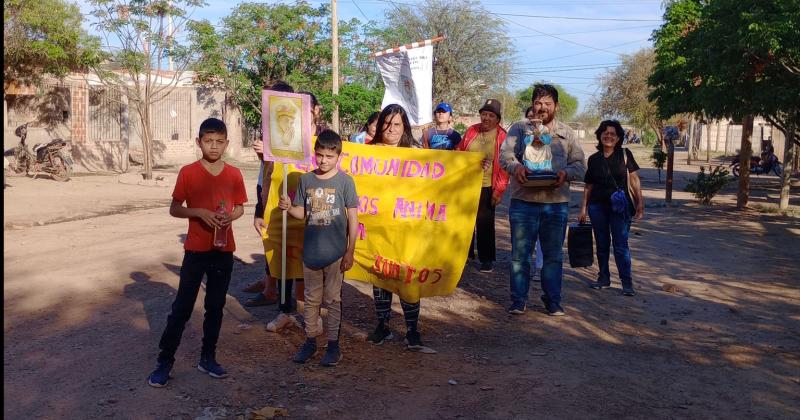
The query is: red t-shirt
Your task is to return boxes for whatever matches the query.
[172,161,248,252]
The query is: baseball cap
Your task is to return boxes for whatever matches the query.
[434,102,453,113]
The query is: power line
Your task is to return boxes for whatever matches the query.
[350,0,371,21]
[492,12,661,22]
[508,25,655,38]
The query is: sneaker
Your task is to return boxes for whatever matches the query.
[547,303,566,317]
[590,282,611,290]
[244,293,278,307]
[242,280,265,293]
[147,361,173,387]
[266,313,300,332]
[293,339,318,364]
[320,341,342,367]
[479,261,494,273]
[198,356,229,379]
[507,301,526,315]
[367,324,394,345]
[405,330,424,351]
[622,288,636,296]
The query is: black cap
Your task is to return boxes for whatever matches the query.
[478,99,502,120]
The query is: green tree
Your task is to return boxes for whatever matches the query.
[649,0,800,209]
[3,0,100,90]
[189,2,330,132]
[515,83,578,121]
[596,48,669,146]
[188,2,382,138]
[376,0,513,115]
[85,0,205,180]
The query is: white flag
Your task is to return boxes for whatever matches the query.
[376,45,433,126]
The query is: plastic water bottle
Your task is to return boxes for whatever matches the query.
[213,200,228,248]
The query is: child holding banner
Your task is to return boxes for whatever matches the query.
[279,130,359,366]
[366,104,427,350]
[246,81,305,334]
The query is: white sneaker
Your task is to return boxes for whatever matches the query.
[266,313,300,332]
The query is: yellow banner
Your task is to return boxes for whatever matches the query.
[263,142,483,302]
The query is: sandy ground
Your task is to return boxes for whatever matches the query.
[4,144,800,419]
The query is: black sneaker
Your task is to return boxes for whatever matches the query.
[405,330,424,351]
[507,301,526,315]
[367,324,394,345]
[147,361,173,387]
[244,293,278,307]
[293,339,318,364]
[479,261,493,273]
[622,288,636,296]
[198,356,229,378]
[320,341,342,367]
[590,281,611,290]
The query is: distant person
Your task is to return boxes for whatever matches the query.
[579,120,644,296]
[456,99,509,273]
[279,130,359,366]
[350,112,380,144]
[499,84,586,316]
[245,81,292,316]
[420,102,462,150]
[299,91,328,136]
[147,118,247,387]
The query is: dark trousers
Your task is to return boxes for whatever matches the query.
[157,250,234,363]
[373,286,420,332]
[469,187,496,263]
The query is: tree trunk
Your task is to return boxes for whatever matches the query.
[736,114,754,210]
[687,118,695,164]
[142,84,153,181]
[779,117,796,209]
[666,140,675,203]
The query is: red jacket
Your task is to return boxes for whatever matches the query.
[457,123,510,201]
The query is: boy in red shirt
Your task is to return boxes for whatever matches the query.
[148,118,247,387]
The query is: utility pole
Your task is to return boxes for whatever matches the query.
[331,0,340,132]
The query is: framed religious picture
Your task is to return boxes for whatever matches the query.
[261,90,313,165]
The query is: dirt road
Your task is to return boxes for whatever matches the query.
[4,147,800,419]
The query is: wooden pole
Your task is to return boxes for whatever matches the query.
[331,0,340,133]
[280,163,288,305]
[369,35,446,58]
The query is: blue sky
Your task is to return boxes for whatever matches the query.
[76,0,665,113]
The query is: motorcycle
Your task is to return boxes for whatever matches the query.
[729,151,783,178]
[4,123,73,182]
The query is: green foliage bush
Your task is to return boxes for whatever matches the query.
[453,122,467,133]
[650,144,667,182]
[642,129,658,148]
[685,166,732,205]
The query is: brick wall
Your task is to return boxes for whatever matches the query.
[70,84,88,143]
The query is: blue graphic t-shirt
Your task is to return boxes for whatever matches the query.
[424,127,462,150]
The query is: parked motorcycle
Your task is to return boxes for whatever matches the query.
[4,122,73,182]
[729,151,783,178]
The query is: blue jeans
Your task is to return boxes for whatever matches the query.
[588,202,633,289]
[509,200,569,306]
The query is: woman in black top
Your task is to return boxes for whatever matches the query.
[578,120,644,296]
